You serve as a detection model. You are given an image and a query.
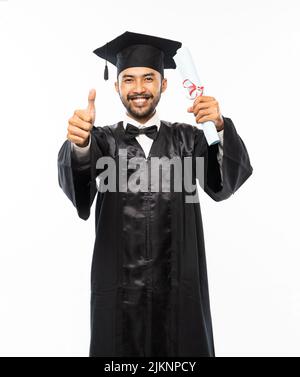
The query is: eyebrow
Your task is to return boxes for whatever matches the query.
[122,73,155,79]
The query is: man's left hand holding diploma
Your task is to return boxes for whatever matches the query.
[187,95,224,132]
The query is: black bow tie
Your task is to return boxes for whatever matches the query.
[125,123,158,140]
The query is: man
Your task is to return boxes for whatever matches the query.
[58,31,253,357]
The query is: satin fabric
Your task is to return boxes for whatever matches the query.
[57,118,253,357]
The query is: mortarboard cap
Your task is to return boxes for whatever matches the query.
[93,31,182,80]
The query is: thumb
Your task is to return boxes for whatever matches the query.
[87,88,96,117]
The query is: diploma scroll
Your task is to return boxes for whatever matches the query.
[174,47,220,146]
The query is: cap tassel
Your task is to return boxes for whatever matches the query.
[104,43,109,80]
[104,63,109,80]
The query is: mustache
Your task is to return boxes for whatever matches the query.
[128,94,153,100]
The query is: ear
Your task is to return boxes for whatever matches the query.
[114,81,119,93]
[161,78,168,93]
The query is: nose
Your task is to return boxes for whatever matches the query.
[133,79,146,94]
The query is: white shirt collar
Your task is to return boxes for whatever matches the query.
[123,111,161,130]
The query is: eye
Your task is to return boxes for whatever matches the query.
[124,78,133,83]
[145,77,153,82]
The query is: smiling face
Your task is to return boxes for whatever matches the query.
[115,67,167,123]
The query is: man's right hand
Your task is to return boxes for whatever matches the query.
[67,89,96,147]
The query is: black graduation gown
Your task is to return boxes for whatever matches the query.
[57,117,253,357]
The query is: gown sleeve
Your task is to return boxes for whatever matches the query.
[57,126,109,220]
[193,116,253,201]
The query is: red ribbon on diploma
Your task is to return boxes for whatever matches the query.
[183,79,204,99]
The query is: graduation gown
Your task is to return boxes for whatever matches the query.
[57,117,253,357]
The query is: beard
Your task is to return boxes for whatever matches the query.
[119,90,162,121]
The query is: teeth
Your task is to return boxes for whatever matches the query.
[132,98,148,105]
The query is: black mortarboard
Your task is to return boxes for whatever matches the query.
[93,31,182,80]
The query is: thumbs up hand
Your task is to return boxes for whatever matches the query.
[67,89,96,147]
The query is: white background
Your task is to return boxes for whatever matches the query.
[0,0,299,357]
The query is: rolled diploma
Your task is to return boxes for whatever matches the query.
[174,46,220,146]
